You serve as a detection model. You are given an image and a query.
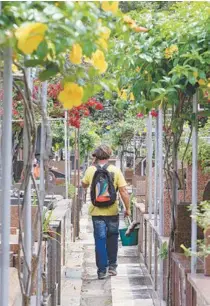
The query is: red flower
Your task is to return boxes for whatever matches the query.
[12,109,19,116]
[95,102,104,110]
[137,113,144,118]
[69,117,81,128]
[83,109,90,116]
[151,110,158,117]
[19,121,24,128]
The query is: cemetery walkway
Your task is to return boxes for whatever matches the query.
[61,203,154,306]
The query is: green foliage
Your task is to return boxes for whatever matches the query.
[51,121,65,151]
[119,1,175,13]
[181,201,210,257]
[70,118,101,160]
[0,1,124,100]
[43,209,54,234]
[179,120,210,171]
[158,241,168,260]
[191,201,210,230]
[68,183,76,199]
[109,113,145,150]
[109,2,209,117]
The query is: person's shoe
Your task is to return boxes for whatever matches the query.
[108,266,117,276]
[98,271,107,280]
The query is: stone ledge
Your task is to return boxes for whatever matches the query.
[52,199,72,220]
[143,214,170,245]
[9,268,22,306]
[188,273,210,306]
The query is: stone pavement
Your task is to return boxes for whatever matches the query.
[61,204,154,306]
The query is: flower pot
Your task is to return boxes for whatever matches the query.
[204,227,210,276]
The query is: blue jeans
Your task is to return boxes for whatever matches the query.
[92,215,119,274]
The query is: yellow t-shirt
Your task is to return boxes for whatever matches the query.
[82,164,127,216]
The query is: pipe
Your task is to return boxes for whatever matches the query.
[158,107,164,235]
[67,125,71,186]
[147,113,153,218]
[36,81,47,306]
[0,47,13,306]
[191,93,198,273]
[23,67,32,293]
[154,114,159,226]
[64,110,68,199]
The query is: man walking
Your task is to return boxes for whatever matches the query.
[82,145,130,279]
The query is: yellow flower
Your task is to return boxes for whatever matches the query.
[69,43,82,65]
[120,90,127,100]
[207,83,210,88]
[15,23,48,55]
[123,15,134,25]
[58,82,84,109]
[91,50,108,74]
[130,92,135,101]
[101,1,119,14]
[164,45,178,59]
[193,71,198,79]
[12,64,18,73]
[198,79,206,86]
[100,26,111,40]
[96,38,108,50]
[136,66,141,72]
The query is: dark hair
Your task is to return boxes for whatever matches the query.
[92,145,112,160]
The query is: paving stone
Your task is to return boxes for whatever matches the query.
[61,296,81,306]
[80,296,112,306]
[61,203,154,306]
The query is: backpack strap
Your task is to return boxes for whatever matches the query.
[102,163,109,170]
[95,164,101,170]
[95,163,109,171]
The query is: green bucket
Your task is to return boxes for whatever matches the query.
[119,228,139,246]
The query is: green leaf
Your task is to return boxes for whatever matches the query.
[100,81,110,92]
[188,75,196,85]
[199,71,206,79]
[52,12,64,21]
[104,91,113,99]
[24,59,44,67]
[39,63,59,81]
[151,88,166,95]
[36,40,49,60]
[139,54,153,63]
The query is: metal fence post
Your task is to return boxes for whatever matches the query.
[191,93,198,273]
[67,126,71,187]
[147,113,153,218]
[158,107,164,235]
[36,81,48,306]
[64,111,68,199]
[23,68,32,293]
[0,47,13,306]
[154,114,159,226]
